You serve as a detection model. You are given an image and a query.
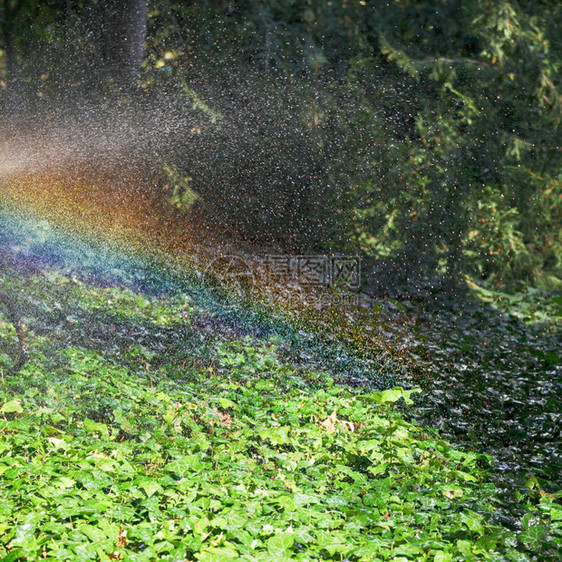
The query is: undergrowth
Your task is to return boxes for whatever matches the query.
[0,272,560,560]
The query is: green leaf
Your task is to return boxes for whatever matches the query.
[267,533,294,554]
[83,418,109,437]
[460,510,484,533]
[433,550,453,562]
[377,387,421,405]
[1,398,23,413]
[138,479,163,498]
[519,525,547,549]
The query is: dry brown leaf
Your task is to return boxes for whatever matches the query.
[320,410,356,433]
[117,524,127,549]
[320,410,337,434]
[215,409,232,429]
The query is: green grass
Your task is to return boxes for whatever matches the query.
[0,272,561,560]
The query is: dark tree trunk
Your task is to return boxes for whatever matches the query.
[3,26,17,81]
[99,0,148,87]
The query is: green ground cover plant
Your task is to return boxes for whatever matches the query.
[0,272,560,560]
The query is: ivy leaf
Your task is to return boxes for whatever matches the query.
[47,437,67,450]
[460,510,484,533]
[519,525,547,549]
[139,480,162,498]
[1,398,23,413]
[267,533,294,554]
[433,550,453,562]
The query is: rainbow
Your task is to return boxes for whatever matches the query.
[0,166,398,388]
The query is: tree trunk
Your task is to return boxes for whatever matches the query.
[99,0,148,88]
[3,25,17,83]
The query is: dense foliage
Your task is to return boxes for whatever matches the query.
[1,3,561,560]
[1,0,560,286]
[0,269,560,560]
